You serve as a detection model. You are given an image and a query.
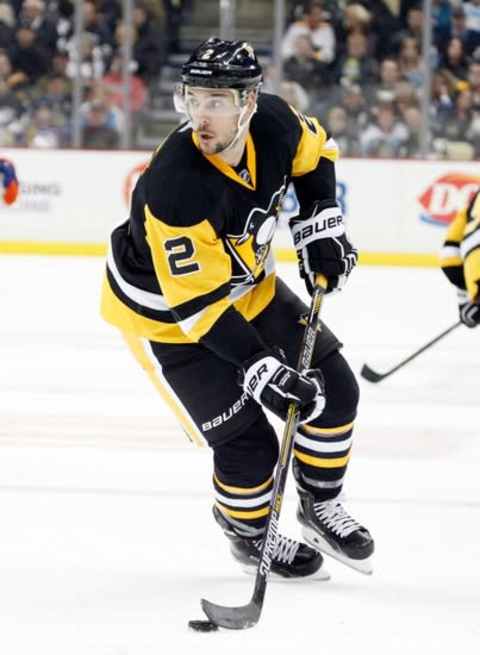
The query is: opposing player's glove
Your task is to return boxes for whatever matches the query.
[241,350,326,424]
[0,158,19,205]
[290,200,357,294]
[457,289,480,328]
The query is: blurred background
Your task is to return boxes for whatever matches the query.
[0,0,479,158]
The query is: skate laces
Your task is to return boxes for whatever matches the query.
[253,534,300,564]
[313,500,361,538]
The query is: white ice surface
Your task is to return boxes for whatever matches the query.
[0,256,479,655]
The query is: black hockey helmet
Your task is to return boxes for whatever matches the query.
[181,37,263,90]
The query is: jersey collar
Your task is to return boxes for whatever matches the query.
[192,131,257,191]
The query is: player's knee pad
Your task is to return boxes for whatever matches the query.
[306,349,359,428]
[212,413,279,487]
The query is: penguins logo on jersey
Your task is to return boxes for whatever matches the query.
[233,181,287,269]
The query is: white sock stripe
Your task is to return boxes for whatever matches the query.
[295,433,352,453]
[215,490,273,508]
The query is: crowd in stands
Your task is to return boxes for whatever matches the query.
[278,0,480,159]
[0,0,479,158]
[0,0,172,148]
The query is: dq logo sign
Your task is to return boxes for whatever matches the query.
[418,173,480,226]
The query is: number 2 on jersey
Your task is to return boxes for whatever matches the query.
[165,236,200,276]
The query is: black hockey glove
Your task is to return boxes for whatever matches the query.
[458,289,480,328]
[290,200,358,295]
[241,350,326,424]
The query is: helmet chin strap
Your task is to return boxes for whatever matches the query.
[216,100,257,154]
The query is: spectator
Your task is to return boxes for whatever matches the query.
[262,63,310,112]
[0,2,15,50]
[114,20,162,82]
[283,33,334,97]
[360,102,409,157]
[34,72,72,124]
[19,0,58,54]
[8,25,50,88]
[400,104,424,157]
[438,89,476,150]
[336,83,370,133]
[397,36,424,89]
[132,2,165,81]
[334,30,378,87]
[432,0,453,51]
[464,0,480,56]
[393,79,419,119]
[367,57,401,104]
[82,98,120,148]
[467,60,480,111]
[22,101,66,147]
[282,1,336,65]
[0,77,23,144]
[325,104,360,156]
[83,1,114,50]
[438,5,470,56]
[102,53,148,113]
[392,5,424,54]
[162,0,187,56]
[65,31,106,87]
[439,37,470,92]
[335,2,376,60]
[430,70,455,123]
[81,81,124,133]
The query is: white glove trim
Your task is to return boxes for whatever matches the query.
[243,356,282,403]
[291,205,345,249]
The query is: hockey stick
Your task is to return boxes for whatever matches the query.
[200,275,328,630]
[360,319,462,383]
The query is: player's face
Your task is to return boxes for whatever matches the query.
[185,87,241,155]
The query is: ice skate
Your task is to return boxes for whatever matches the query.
[213,505,330,580]
[297,489,374,575]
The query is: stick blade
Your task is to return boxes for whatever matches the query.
[360,363,385,383]
[201,597,261,630]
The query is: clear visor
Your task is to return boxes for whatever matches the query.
[174,84,242,118]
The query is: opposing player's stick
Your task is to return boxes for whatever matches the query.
[200,275,328,630]
[360,320,462,383]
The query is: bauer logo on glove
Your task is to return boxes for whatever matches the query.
[292,209,344,248]
[0,158,19,205]
[290,199,358,295]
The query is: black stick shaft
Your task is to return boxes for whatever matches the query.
[362,320,462,382]
[251,280,326,607]
[201,276,327,629]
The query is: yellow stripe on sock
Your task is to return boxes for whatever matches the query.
[215,502,270,520]
[293,450,350,468]
[301,421,354,436]
[213,474,273,495]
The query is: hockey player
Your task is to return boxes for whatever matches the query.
[440,188,480,328]
[0,158,18,205]
[101,38,374,578]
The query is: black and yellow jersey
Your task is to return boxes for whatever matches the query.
[101,93,338,365]
[440,188,480,301]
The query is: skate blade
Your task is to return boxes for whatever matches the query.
[302,527,373,576]
[240,563,331,581]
